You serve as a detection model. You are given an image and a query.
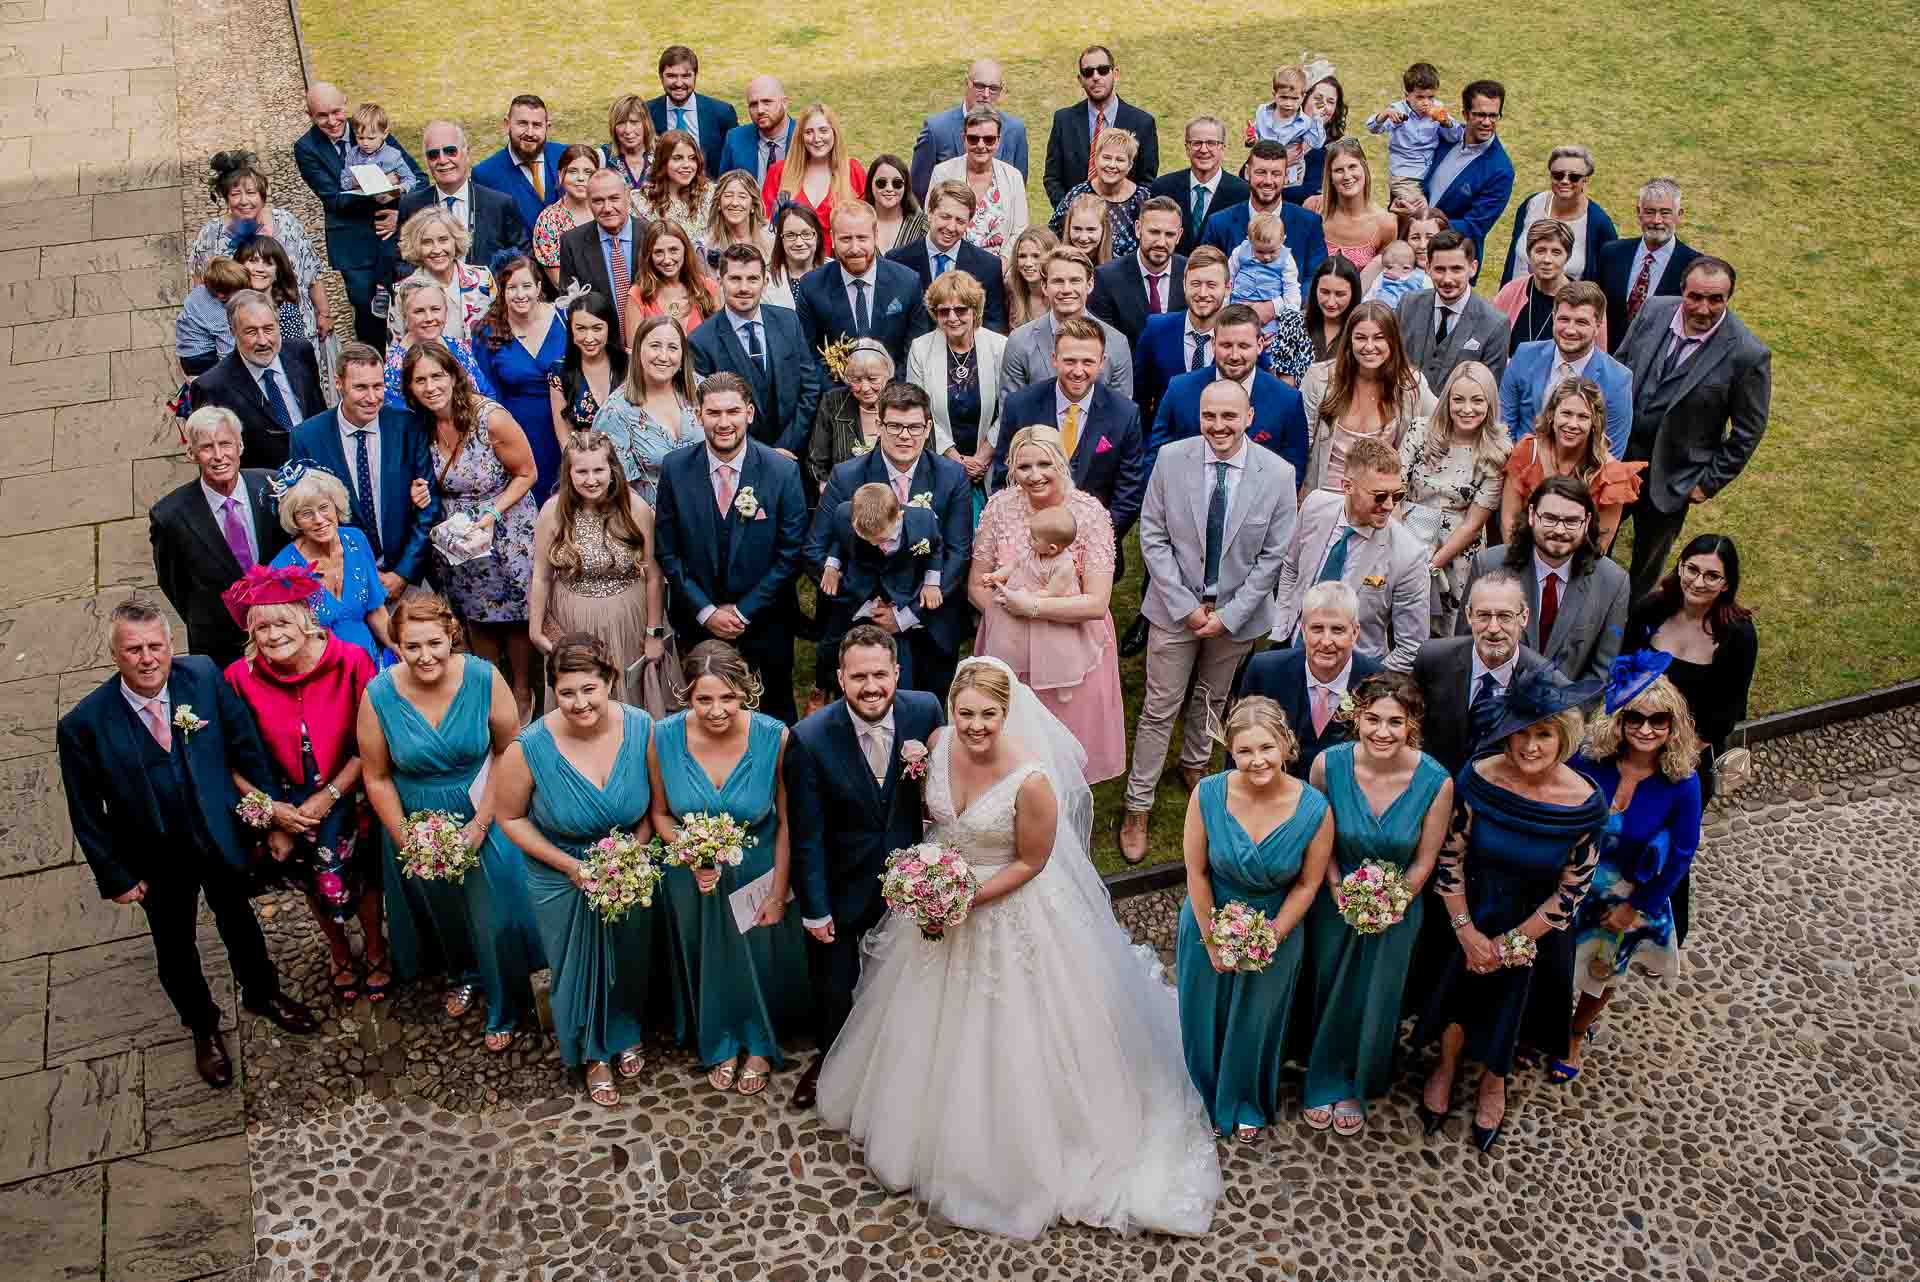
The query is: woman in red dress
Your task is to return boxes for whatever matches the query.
[762,103,866,257]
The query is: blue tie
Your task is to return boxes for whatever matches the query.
[934,252,951,276]
[1189,331,1211,372]
[674,107,689,133]
[851,279,870,334]
[259,368,294,432]
[444,194,457,212]
[743,320,764,370]
[1203,461,1229,592]
[1315,526,1356,584]
[1470,672,1504,742]
[351,428,384,562]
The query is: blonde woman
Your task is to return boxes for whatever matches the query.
[1002,226,1058,328]
[762,103,866,257]
[601,93,655,190]
[1059,191,1116,267]
[393,206,493,342]
[1499,377,1644,547]
[702,169,775,274]
[1046,126,1149,257]
[1398,361,1512,631]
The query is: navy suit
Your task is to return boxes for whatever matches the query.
[1422,136,1516,276]
[816,505,942,687]
[471,142,569,236]
[1201,201,1327,295]
[1043,98,1159,207]
[647,93,739,177]
[289,407,441,586]
[1231,645,1385,779]
[192,342,327,469]
[1132,310,1203,430]
[57,658,284,1029]
[653,440,808,723]
[786,690,943,1046]
[1089,251,1186,350]
[688,305,823,454]
[398,182,529,269]
[293,124,424,340]
[716,119,797,185]
[1150,366,1308,477]
[991,380,1146,537]
[909,105,1031,200]
[149,470,291,669]
[1148,169,1250,257]
[791,258,922,380]
[1593,236,1701,355]
[885,237,1008,338]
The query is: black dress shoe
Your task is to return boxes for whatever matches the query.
[1471,1119,1503,1153]
[244,993,319,1035]
[1415,1103,1451,1136]
[1119,612,1150,658]
[194,1030,234,1089]
[790,1055,823,1112]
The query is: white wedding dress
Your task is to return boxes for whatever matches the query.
[815,674,1222,1240]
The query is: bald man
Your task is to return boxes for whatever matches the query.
[717,75,797,183]
[293,81,424,341]
[908,58,1030,200]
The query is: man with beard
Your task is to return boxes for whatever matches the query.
[1132,246,1230,431]
[793,201,922,378]
[717,76,797,185]
[1148,304,1308,476]
[1200,140,1326,293]
[1413,569,1553,777]
[1089,196,1186,349]
[471,94,570,233]
[1593,177,1701,354]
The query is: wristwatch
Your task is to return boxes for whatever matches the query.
[1449,910,1472,931]
[325,783,343,803]
[645,626,668,639]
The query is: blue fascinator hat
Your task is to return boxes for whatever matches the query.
[1474,666,1603,754]
[1604,650,1673,715]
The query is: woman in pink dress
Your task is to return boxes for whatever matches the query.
[968,424,1126,784]
[1306,139,1396,277]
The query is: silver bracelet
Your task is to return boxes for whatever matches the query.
[1449,910,1472,930]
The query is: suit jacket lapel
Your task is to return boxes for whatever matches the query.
[725,446,758,562]
[1549,571,1591,654]
[1662,322,1737,402]
[834,703,883,809]
[1071,388,1104,478]
[1221,447,1261,547]
[1185,443,1212,546]
[182,482,245,576]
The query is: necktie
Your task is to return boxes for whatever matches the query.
[1311,685,1333,737]
[259,368,294,431]
[762,139,777,181]
[1189,331,1211,372]
[1190,185,1209,237]
[673,107,689,133]
[1660,333,1698,382]
[444,193,457,214]
[862,725,889,782]
[934,252,951,277]
[528,162,545,201]
[1469,671,1503,742]
[1146,272,1163,312]
[141,701,172,751]
[1553,360,1575,395]
[713,462,735,514]
[1472,671,1500,713]
[1316,525,1355,583]
[220,497,254,569]
[1625,250,1656,323]
[743,319,764,370]
[1539,573,1561,646]
[1203,461,1229,591]
[610,232,631,332]
[892,472,911,505]
[1060,402,1081,459]
[851,279,870,334]
[1087,111,1104,181]
[351,429,384,561]
[1435,304,1453,349]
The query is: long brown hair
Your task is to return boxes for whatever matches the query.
[1003,226,1058,327]
[1317,300,1420,430]
[620,314,700,405]
[644,129,712,221]
[549,431,646,577]
[400,340,484,488]
[634,220,717,309]
[481,253,539,351]
[774,104,858,212]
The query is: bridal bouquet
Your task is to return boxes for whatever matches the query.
[663,812,754,893]
[1207,901,1279,971]
[880,843,977,941]
[579,829,664,924]
[1336,861,1415,934]
[398,809,478,883]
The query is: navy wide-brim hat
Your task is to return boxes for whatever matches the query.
[1474,666,1604,755]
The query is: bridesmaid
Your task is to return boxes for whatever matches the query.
[648,640,810,1097]
[494,635,657,1107]
[1299,673,1450,1135]
[358,590,542,1051]
[1175,696,1333,1143]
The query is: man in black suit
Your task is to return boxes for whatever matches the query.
[1043,44,1159,207]
[1413,570,1554,778]
[1148,114,1249,256]
[1089,195,1186,349]
[398,121,529,270]
[149,408,292,669]
[792,201,922,379]
[647,45,738,178]
[57,601,316,1089]
[690,245,824,456]
[1593,177,1701,354]
[886,179,1008,339]
[191,291,325,469]
[556,169,642,348]
[294,82,424,343]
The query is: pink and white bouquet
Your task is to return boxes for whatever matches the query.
[880,842,977,941]
[899,739,930,780]
[663,811,754,893]
[1336,862,1414,934]
[399,809,478,883]
[1207,901,1279,971]
[235,790,275,830]
[579,829,664,924]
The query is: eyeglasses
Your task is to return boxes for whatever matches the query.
[1678,563,1727,587]
[968,80,1003,95]
[1469,609,1524,627]
[964,133,999,146]
[1548,169,1590,182]
[425,146,461,159]
[1079,63,1113,78]
[1619,709,1673,731]
[1466,110,1502,121]
[933,305,973,317]
[1534,512,1589,530]
[870,176,905,190]
[780,230,818,243]
[1186,137,1224,150]
[881,421,929,437]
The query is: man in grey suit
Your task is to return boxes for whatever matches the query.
[1414,570,1555,777]
[1000,246,1133,398]
[1395,230,1509,393]
[1455,475,1628,689]
[1272,436,1429,670]
[1121,381,1295,861]
[908,59,1029,200]
[1612,256,1771,602]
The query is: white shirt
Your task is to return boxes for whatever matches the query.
[436,180,473,231]
[1427,137,1491,204]
[336,409,384,542]
[520,160,544,192]
[1432,292,1466,337]
[927,238,963,272]
[1182,315,1213,371]
[1054,384,1093,426]
[843,264,879,324]
[1469,647,1519,695]
[1199,438,1249,594]
[696,446,752,626]
[120,679,171,722]
[200,479,258,564]
[1547,345,1594,396]
[1626,237,1678,298]
[245,354,295,417]
[728,306,767,358]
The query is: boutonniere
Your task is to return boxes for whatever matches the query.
[908,491,933,509]
[909,538,932,556]
[1362,574,1386,589]
[1332,693,1358,726]
[899,739,929,780]
[173,705,208,739]
[850,439,873,456]
[733,486,760,519]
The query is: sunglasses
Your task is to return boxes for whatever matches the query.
[1549,169,1590,182]
[1079,63,1113,78]
[1364,488,1407,506]
[1620,710,1673,731]
[933,304,973,317]
[425,146,461,159]
[964,133,999,145]
[870,177,905,190]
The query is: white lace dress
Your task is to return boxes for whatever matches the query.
[815,737,1223,1240]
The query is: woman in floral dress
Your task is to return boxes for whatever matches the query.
[1396,361,1511,633]
[591,315,701,504]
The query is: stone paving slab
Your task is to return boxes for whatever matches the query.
[0,953,49,1077]
[46,924,234,1065]
[0,1046,143,1183]
[106,1132,252,1282]
[0,1164,105,1280]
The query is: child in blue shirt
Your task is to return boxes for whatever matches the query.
[1362,241,1432,307]
[1247,65,1326,190]
[1365,62,1465,211]
[1227,212,1302,345]
[818,484,944,688]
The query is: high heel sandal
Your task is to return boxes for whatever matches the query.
[484,1030,514,1053]
[615,1049,644,1078]
[1233,1124,1262,1145]
[329,962,361,1005]
[707,1061,738,1092]
[443,984,478,1019]
[1417,1066,1456,1136]
[361,951,393,1003]
[585,1061,619,1107]
[737,1061,771,1097]
[1331,1102,1366,1137]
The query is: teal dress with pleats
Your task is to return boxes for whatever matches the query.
[518,704,657,1067]
[1301,743,1448,1110]
[1175,771,1328,1132]
[655,710,812,1069]
[371,656,543,1034]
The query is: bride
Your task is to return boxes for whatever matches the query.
[815,656,1223,1240]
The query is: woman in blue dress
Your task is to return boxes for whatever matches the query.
[591,314,701,504]
[1561,657,1703,1083]
[267,462,394,667]
[473,253,569,507]
[358,590,543,1052]
[1175,696,1333,1143]
[648,640,810,1098]
[1300,672,1451,1136]
[1414,668,1607,1153]
[494,634,658,1107]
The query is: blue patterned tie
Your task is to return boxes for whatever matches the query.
[851,279,870,335]
[259,368,294,432]
[351,428,384,562]
[1203,461,1229,592]
[1189,331,1211,372]
[743,320,765,370]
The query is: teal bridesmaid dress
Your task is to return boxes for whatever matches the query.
[1175,771,1328,1133]
[519,704,657,1067]
[655,710,812,1069]
[1301,742,1448,1110]
[371,656,542,1035]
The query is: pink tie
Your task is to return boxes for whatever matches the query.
[142,701,172,751]
[1311,686,1333,737]
[892,473,910,505]
[713,463,735,514]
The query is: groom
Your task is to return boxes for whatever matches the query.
[786,623,944,1109]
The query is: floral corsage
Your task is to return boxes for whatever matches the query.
[899,739,929,780]
[733,486,761,519]
[235,790,274,829]
[909,538,932,556]
[173,705,208,739]
[1496,928,1538,968]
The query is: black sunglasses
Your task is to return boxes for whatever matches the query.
[964,133,999,145]
[870,176,905,190]
[1620,710,1673,731]
[1079,63,1113,78]
[1549,168,1589,182]
[425,145,461,159]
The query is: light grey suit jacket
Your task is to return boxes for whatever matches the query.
[1453,545,1629,688]
[1273,490,1430,670]
[1139,437,1297,641]
[998,312,1134,401]
[1395,289,1510,394]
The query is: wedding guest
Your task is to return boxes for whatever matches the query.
[192,291,325,468]
[1002,226,1059,329]
[623,221,719,347]
[887,183,1009,339]
[1420,81,1514,277]
[1561,661,1703,1081]
[1042,44,1159,205]
[1300,672,1450,1133]
[295,82,421,343]
[703,169,776,273]
[1414,667,1605,1152]
[1302,256,1362,362]
[716,75,796,186]
[1175,696,1333,1141]
[1132,247,1231,431]
[792,202,922,377]
[231,232,313,344]
[1594,178,1699,353]
[150,407,291,669]
[970,424,1125,783]
[690,244,823,456]
[1498,144,1617,284]
[1147,303,1309,477]
[1402,206,1449,269]
[1395,230,1509,393]
[650,641,811,1095]
[763,104,867,257]
[266,462,394,664]
[1089,196,1185,349]
[1048,127,1151,258]
[1148,115,1250,257]
[1234,581,1385,778]
[642,129,715,247]
[812,484,942,687]
[647,46,736,177]
[910,59,1030,199]
[531,145,599,288]
[394,208,495,343]
[175,257,247,374]
[1491,219,1580,355]
[1061,187,1115,268]
[927,107,1029,260]
[999,247,1134,398]
[58,600,317,1089]
[472,93,568,233]
[382,279,494,408]
[1199,140,1327,289]
[805,338,892,493]
[1499,280,1629,457]
[600,94,654,191]
[1412,570,1553,779]
[474,254,568,505]
[1307,139,1396,274]
[593,313,701,502]
[906,268,1007,497]
[1397,361,1512,633]
[494,634,656,1107]
[866,154,925,255]
[763,202,826,311]
[1498,377,1644,548]
[548,292,625,437]
[221,569,386,1003]
[189,151,330,341]
[359,589,541,1051]
[554,170,641,344]
[399,121,531,269]
[1291,65,1346,205]
[1299,301,1436,493]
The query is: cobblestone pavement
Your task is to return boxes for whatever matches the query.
[226,707,1920,1282]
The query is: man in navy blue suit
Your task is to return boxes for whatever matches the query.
[784,624,944,1108]
[653,373,809,723]
[192,293,327,469]
[886,181,1008,339]
[1499,281,1633,457]
[647,45,738,178]
[1089,196,1186,349]
[471,94,569,234]
[716,76,797,186]
[1232,581,1385,779]
[908,59,1030,200]
[1148,114,1250,257]
[1593,177,1701,354]
[1043,44,1159,207]
[1132,246,1231,430]
[399,122,529,269]
[1201,140,1326,291]
[690,245,824,455]
[1421,81,1515,277]
[1150,305,1308,476]
[58,601,317,1089]
[792,202,922,379]
[288,343,440,601]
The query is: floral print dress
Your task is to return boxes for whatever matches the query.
[430,400,538,623]
[1398,427,1503,628]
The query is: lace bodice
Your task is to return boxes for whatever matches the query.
[924,739,1047,872]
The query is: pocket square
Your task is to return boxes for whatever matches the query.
[752,508,768,521]
[1463,338,1481,351]
[884,298,903,316]
[1252,430,1271,443]
[1094,436,1113,454]
[1362,574,1386,588]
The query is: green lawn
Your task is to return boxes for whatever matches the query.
[305,0,1920,869]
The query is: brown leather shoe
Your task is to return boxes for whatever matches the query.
[1180,766,1207,793]
[194,1030,234,1089]
[1119,810,1151,865]
[790,1054,824,1112]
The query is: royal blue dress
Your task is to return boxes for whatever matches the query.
[369,655,542,1034]
[655,710,812,1069]
[518,704,657,1067]
[473,312,568,507]
[1300,744,1448,1110]
[1175,772,1327,1132]
[271,526,394,668]
[1568,753,1701,994]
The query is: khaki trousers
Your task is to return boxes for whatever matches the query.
[1124,622,1253,813]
